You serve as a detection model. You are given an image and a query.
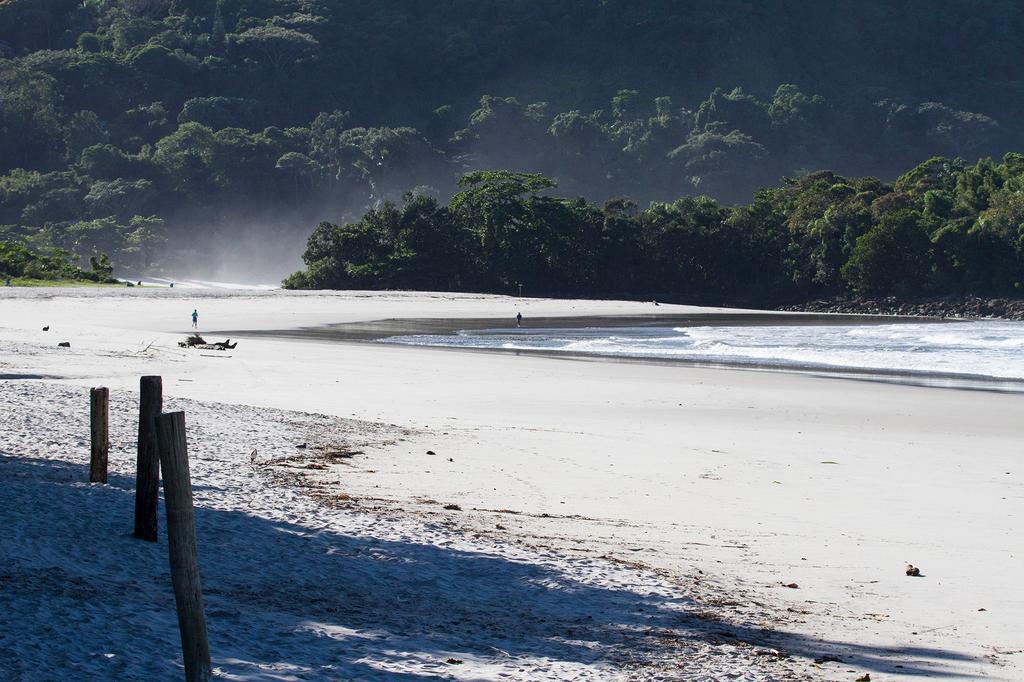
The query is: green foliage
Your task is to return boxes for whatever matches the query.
[0,240,116,283]
[0,65,64,169]
[78,144,152,180]
[842,210,933,295]
[4,0,1024,282]
[179,97,264,130]
[108,214,166,269]
[66,110,109,159]
[84,178,157,220]
[62,216,127,261]
[77,33,102,53]
[211,1,226,46]
[287,155,1024,301]
[232,25,318,74]
[89,252,114,279]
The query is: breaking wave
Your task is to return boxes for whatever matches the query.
[382,321,1024,381]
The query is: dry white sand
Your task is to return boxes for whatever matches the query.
[1,286,1022,680]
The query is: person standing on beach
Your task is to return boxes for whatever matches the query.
[516,312,522,327]
[191,309,198,328]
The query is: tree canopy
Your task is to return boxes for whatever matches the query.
[2,1,1024,280]
[285,155,1024,303]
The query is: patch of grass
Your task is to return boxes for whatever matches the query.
[2,278,126,288]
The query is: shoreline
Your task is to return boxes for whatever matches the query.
[218,313,1024,393]
[780,294,1024,321]
[219,310,945,341]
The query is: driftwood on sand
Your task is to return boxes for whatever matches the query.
[178,334,237,350]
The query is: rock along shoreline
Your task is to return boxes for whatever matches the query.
[778,295,1024,321]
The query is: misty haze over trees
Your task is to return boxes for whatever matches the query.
[2,0,1024,293]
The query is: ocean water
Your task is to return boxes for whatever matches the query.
[382,320,1024,382]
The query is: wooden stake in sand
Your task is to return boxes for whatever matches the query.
[89,387,109,483]
[156,411,212,682]
[134,376,163,541]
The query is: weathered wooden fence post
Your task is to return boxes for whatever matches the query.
[89,387,109,483]
[134,376,163,541]
[156,411,212,682]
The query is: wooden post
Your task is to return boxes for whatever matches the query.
[134,376,163,541]
[89,387,109,483]
[156,411,212,682]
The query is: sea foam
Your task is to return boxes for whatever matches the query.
[383,320,1024,382]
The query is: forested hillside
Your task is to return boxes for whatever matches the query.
[2,0,1024,280]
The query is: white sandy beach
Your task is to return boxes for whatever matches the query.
[1,287,1022,680]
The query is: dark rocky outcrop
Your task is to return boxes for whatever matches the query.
[779,296,1024,320]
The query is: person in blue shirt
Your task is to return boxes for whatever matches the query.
[191,309,198,328]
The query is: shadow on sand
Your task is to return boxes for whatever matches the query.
[0,454,980,679]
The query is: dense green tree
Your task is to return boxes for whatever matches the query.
[233,26,318,74]
[449,170,558,287]
[63,216,127,263]
[275,152,318,193]
[211,0,226,47]
[84,178,157,220]
[179,96,263,130]
[842,210,934,296]
[5,0,1024,283]
[0,66,64,169]
[78,144,154,180]
[287,155,1024,302]
[0,0,81,52]
[152,122,218,193]
[694,87,771,139]
[1,240,111,282]
[65,110,109,160]
[123,214,166,269]
[21,187,82,225]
